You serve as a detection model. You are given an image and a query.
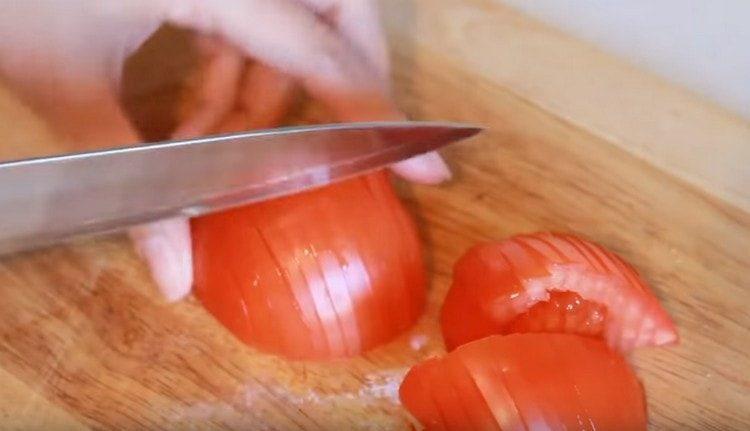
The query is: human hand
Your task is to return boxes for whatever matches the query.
[0,0,451,300]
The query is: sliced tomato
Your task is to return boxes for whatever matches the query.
[400,333,647,431]
[192,171,426,360]
[441,232,677,352]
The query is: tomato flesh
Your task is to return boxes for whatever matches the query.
[400,333,648,431]
[441,232,678,352]
[504,291,607,336]
[192,171,426,360]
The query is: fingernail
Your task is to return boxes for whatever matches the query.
[392,151,452,184]
[129,220,193,302]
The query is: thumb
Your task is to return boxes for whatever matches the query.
[129,218,193,302]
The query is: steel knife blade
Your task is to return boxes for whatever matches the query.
[0,121,481,254]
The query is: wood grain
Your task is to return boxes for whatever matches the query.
[0,1,748,430]
[383,0,750,212]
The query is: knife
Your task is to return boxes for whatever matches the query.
[0,121,481,255]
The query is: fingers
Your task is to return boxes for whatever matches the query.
[165,0,382,99]
[304,0,450,184]
[307,69,452,185]
[146,46,297,302]
[212,111,249,134]
[296,0,390,81]
[391,152,452,184]
[129,218,193,302]
[164,0,451,184]
[173,36,243,138]
[212,63,297,133]
[237,63,298,129]
[164,0,392,129]
[129,36,241,302]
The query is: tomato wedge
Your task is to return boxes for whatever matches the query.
[192,171,426,360]
[400,333,647,431]
[441,232,677,352]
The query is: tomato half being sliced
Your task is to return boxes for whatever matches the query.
[400,333,648,431]
[441,232,677,352]
[192,171,426,360]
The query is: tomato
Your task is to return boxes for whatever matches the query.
[441,232,677,352]
[191,171,426,360]
[400,333,647,431]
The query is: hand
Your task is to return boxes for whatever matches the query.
[0,0,451,301]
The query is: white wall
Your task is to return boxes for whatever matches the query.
[500,0,750,120]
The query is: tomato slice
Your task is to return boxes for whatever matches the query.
[192,171,426,360]
[440,232,677,352]
[400,333,648,431]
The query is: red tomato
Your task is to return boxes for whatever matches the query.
[441,232,677,352]
[192,171,426,360]
[400,333,648,431]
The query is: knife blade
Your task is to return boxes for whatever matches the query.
[0,121,481,255]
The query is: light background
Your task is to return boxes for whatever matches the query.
[500,0,750,119]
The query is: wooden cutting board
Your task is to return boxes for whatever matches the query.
[0,1,748,429]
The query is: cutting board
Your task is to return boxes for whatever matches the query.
[0,1,748,429]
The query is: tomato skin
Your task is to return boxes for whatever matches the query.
[441,232,678,352]
[192,171,426,360]
[400,333,647,431]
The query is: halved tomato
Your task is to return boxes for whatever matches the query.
[441,232,677,352]
[192,171,426,360]
[400,333,648,431]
